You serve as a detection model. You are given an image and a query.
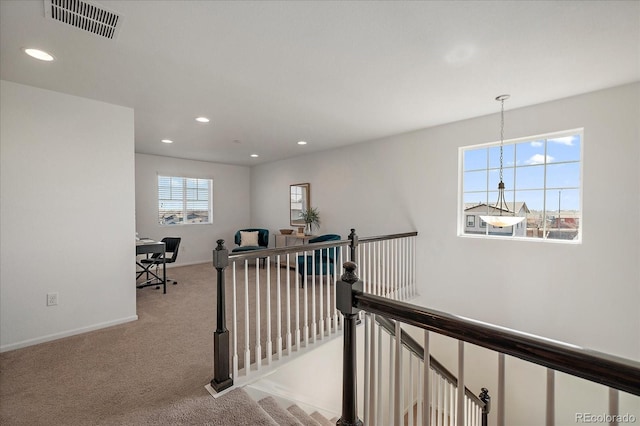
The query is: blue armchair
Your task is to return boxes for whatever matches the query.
[297,234,341,285]
[232,229,270,266]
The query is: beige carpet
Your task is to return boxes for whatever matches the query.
[0,262,337,425]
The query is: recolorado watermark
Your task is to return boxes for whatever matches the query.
[576,413,637,423]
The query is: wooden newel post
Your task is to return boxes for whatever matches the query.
[348,228,358,262]
[480,387,491,426]
[211,239,233,392]
[337,261,363,426]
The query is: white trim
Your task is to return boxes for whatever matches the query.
[458,128,583,243]
[0,315,138,353]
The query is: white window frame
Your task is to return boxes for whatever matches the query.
[158,175,213,226]
[458,129,583,243]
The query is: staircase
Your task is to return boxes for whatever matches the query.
[216,388,337,426]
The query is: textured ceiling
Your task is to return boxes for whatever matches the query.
[1,0,638,166]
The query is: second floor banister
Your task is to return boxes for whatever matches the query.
[336,261,640,426]
[354,292,640,396]
[210,229,418,394]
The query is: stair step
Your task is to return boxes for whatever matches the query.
[258,396,304,426]
[310,411,334,426]
[287,404,322,426]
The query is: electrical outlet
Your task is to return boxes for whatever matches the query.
[47,292,58,306]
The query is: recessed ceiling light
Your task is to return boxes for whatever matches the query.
[297,141,307,145]
[161,139,173,144]
[250,154,259,158]
[195,117,210,123]
[24,48,55,61]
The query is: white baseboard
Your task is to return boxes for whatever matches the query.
[0,315,138,353]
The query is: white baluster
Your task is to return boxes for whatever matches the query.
[436,375,442,426]
[424,330,431,426]
[406,237,411,299]
[363,241,369,294]
[410,237,415,297]
[377,325,383,425]
[276,255,282,360]
[417,361,423,426]
[457,341,465,426]
[498,353,505,426]
[311,249,316,343]
[609,388,619,426]
[370,317,378,426]
[409,355,415,426]
[373,241,378,297]
[243,260,250,377]
[326,247,331,336]
[332,247,339,332]
[364,314,371,426]
[394,321,402,426]
[265,257,272,365]
[318,250,324,340]
[290,253,298,352]
[400,238,405,300]
[388,331,394,425]
[392,238,397,298]
[232,262,238,379]
[382,239,388,298]
[303,250,309,346]
[546,369,555,426]
[255,258,261,370]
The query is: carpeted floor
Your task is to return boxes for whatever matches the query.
[0,262,336,425]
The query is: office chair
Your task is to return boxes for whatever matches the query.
[139,237,181,291]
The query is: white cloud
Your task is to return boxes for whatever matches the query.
[531,141,543,147]
[526,154,554,165]
[548,136,574,146]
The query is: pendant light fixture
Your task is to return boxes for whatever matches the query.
[479,95,526,228]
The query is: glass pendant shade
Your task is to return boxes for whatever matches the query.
[480,215,525,227]
[480,95,526,228]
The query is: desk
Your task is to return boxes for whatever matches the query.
[136,240,166,294]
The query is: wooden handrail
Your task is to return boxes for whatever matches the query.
[225,230,417,262]
[355,292,640,396]
[358,231,418,244]
[228,238,350,262]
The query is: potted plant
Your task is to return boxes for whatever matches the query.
[300,207,320,235]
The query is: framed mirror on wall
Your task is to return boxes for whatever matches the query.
[290,183,310,226]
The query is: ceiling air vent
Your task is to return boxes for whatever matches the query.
[44,0,122,40]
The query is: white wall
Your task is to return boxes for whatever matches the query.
[135,154,251,265]
[251,83,640,361]
[0,80,136,352]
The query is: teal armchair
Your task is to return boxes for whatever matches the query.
[297,234,341,285]
[232,228,269,267]
[232,228,269,252]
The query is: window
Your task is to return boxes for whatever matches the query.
[460,129,582,242]
[158,175,212,225]
[466,215,475,227]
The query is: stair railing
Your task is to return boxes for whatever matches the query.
[336,261,640,426]
[210,229,418,393]
[366,314,489,426]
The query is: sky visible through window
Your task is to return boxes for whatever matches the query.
[462,130,582,240]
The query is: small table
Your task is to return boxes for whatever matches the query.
[136,240,166,294]
[275,234,316,248]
